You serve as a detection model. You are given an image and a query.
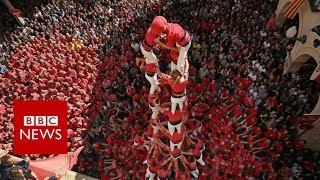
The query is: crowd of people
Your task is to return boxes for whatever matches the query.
[1,0,320,179]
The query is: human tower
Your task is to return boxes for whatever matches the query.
[135,16,205,179]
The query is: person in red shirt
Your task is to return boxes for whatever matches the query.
[150,16,191,73]
[145,161,156,180]
[156,119,186,151]
[184,144,206,166]
[185,118,202,136]
[148,88,161,119]
[253,138,271,150]
[141,16,173,64]
[137,48,162,94]
[207,79,217,94]
[181,155,199,178]
[149,117,159,134]
[154,101,185,135]
[156,58,189,114]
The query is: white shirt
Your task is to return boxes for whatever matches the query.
[248,72,257,81]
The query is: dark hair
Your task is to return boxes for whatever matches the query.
[47,176,58,180]
[218,170,225,176]
[209,154,215,159]
[1,155,13,166]
[8,166,25,180]
[189,144,195,149]
[151,161,157,167]
[178,161,185,172]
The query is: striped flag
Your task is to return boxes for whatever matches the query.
[310,63,320,83]
[284,0,305,19]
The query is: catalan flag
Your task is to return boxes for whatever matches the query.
[284,0,305,19]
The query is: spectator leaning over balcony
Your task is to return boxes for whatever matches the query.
[0,155,38,180]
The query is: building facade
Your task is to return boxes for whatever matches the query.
[276,0,320,151]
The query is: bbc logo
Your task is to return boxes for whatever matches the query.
[24,116,58,126]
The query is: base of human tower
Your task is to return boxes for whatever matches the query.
[139,96,205,179]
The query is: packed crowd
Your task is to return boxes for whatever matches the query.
[1,0,320,179]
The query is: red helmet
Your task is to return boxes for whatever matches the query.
[150,16,167,35]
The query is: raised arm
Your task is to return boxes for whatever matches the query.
[154,37,177,51]
[184,58,189,74]
[153,99,165,113]
[155,65,163,79]
[30,171,39,180]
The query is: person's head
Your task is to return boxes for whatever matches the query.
[7,166,25,180]
[1,155,14,166]
[170,69,182,82]
[45,176,58,180]
[150,16,167,36]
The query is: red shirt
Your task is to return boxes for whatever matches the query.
[149,163,160,173]
[264,129,277,140]
[106,133,116,145]
[243,96,254,107]
[157,168,170,178]
[186,159,197,170]
[252,126,262,136]
[176,169,191,179]
[163,126,185,144]
[145,63,156,74]
[142,27,157,51]
[231,105,243,117]
[165,23,191,60]
[248,108,258,117]
[267,96,278,107]
[259,138,270,149]
[170,148,181,157]
[194,83,205,93]
[166,23,190,47]
[185,118,200,131]
[162,108,184,122]
[161,73,188,93]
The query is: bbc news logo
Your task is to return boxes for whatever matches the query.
[14,101,67,154]
[20,116,62,140]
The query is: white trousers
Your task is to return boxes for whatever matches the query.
[190,168,199,178]
[145,144,150,150]
[158,178,168,180]
[201,143,206,153]
[146,167,156,180]
[170,140,183,151]
[170,61,177,71]
[176,40,191,73]
[149,104,159,119]
[196,152,206,166]
[168,121,182,136]
[145,72,158,94]
[192,123,202,136]
[140,44,158,63]
[170,95,187,114]
[151,122,159,134]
